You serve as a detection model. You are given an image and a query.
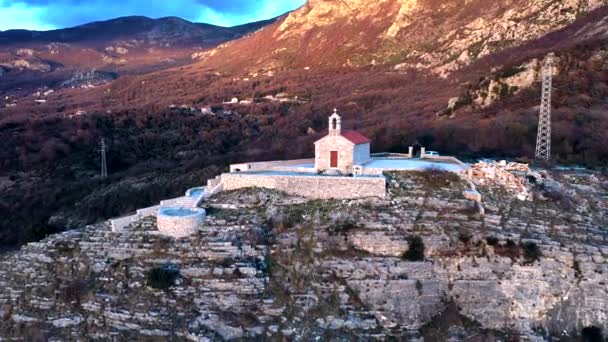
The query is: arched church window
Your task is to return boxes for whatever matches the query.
[332,118,337,130]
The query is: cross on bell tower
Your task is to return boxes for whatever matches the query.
[329,108,341,136]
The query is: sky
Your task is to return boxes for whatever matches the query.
[0,0,306,31]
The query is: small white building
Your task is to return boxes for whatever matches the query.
[314,110,371,174]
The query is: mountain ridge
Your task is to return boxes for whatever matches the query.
[196,0,608,75]
[0,15,279,45]
[0,15,279,94]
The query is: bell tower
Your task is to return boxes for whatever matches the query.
[328,108,341,136]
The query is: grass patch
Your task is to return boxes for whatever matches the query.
[418,167,462,188]
[275,199,341,230]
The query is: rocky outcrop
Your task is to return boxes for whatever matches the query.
[0,170,606,340]
[60,70,117,88]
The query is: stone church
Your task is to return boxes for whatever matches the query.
[315,110,371,174]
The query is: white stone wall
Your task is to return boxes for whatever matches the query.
[315,135,356,174]
[137,205,161,218]
[221,173,386,199]
[110,215,140,232]
[353,143,371,165]
[230,159,315,173]
[157,209,206,239]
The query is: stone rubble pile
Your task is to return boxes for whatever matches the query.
[467,160,532,200]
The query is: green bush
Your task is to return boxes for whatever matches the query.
[485,236,499,246]
[331,219,358,235]
[581,326,604,342]
[62,276,94,305]
[458,231,473,244]
[493,239,521,260]
[522,242,542,264]
[403,236,425,261]
[146,265,180,290]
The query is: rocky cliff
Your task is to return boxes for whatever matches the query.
[1,170,606,340]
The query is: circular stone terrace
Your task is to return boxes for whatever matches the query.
[157,207,206,239]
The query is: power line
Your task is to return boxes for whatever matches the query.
[535,54,554,161]
[100,138,108,178]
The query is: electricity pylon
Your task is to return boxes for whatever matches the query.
[100,138,108,178]
[535,55,554,161]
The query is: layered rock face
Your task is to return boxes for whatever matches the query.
[202,0,608,75]
[0,170,606,340]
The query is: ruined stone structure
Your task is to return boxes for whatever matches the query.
[315,110,371,174]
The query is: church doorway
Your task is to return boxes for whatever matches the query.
[330,151,338,168]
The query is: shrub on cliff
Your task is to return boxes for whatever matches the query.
[522,241,542,265]
[62,276,95,305]
[541,181,576,211]
[581,326,605,342]
[485,236,499,246]
[403,235,425,261]
[146,264,180,290]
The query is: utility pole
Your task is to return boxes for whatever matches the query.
[535,54,554,161]
[100,138,108,178]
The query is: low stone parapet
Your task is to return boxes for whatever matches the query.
[221,173,386,199]
[110,215,139,232]
[137,205,161,218]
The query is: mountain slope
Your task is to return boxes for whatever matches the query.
[0,16,275,47]
[198,0,607,75]
[0,16,277,94]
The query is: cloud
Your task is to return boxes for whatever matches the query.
[0,0,304,30]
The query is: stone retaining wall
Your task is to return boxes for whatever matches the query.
[221,173,386,199]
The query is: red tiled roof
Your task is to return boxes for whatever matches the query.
[341,130,371,145]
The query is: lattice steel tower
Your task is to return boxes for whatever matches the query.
[100,138,108,178]
[535,55,554,161]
